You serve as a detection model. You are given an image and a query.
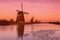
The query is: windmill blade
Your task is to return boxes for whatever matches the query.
[21,2,24,12]
[16,10,20,12]
[24,12,29,14]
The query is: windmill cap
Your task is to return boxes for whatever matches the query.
[16,10,29,14]
[17,11,23,14]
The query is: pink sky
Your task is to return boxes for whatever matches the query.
[0,0,60,22]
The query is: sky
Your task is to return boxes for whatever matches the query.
[0,0,60,22]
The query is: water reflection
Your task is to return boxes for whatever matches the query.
[17,24,24,40]
[30,30,60,40]
[0,25,14,31]
[0,24,60,40]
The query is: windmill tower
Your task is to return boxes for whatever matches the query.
[16,2,29,25]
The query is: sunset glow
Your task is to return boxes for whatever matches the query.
[0,0,60,22]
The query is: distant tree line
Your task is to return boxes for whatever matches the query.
[0,19,15,26]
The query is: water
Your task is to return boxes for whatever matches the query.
[0,23,60,40]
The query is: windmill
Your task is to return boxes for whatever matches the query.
[16,1,29,40]
[16,1,29,25]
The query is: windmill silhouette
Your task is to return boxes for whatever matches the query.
[16,3,29,25]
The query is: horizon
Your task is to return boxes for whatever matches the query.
[0,0,60,22]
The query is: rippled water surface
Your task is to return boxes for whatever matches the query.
[0,23,60,40]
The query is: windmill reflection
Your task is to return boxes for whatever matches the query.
[17,24,24,40]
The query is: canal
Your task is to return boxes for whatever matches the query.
[0,23,60,40]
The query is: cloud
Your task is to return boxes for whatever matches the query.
[0,0,17,2]
[0,0,60,4]
[23,0,60,3]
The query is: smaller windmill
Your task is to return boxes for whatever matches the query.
[16,2,29,25]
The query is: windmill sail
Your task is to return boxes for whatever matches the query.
[21,2,23,12]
